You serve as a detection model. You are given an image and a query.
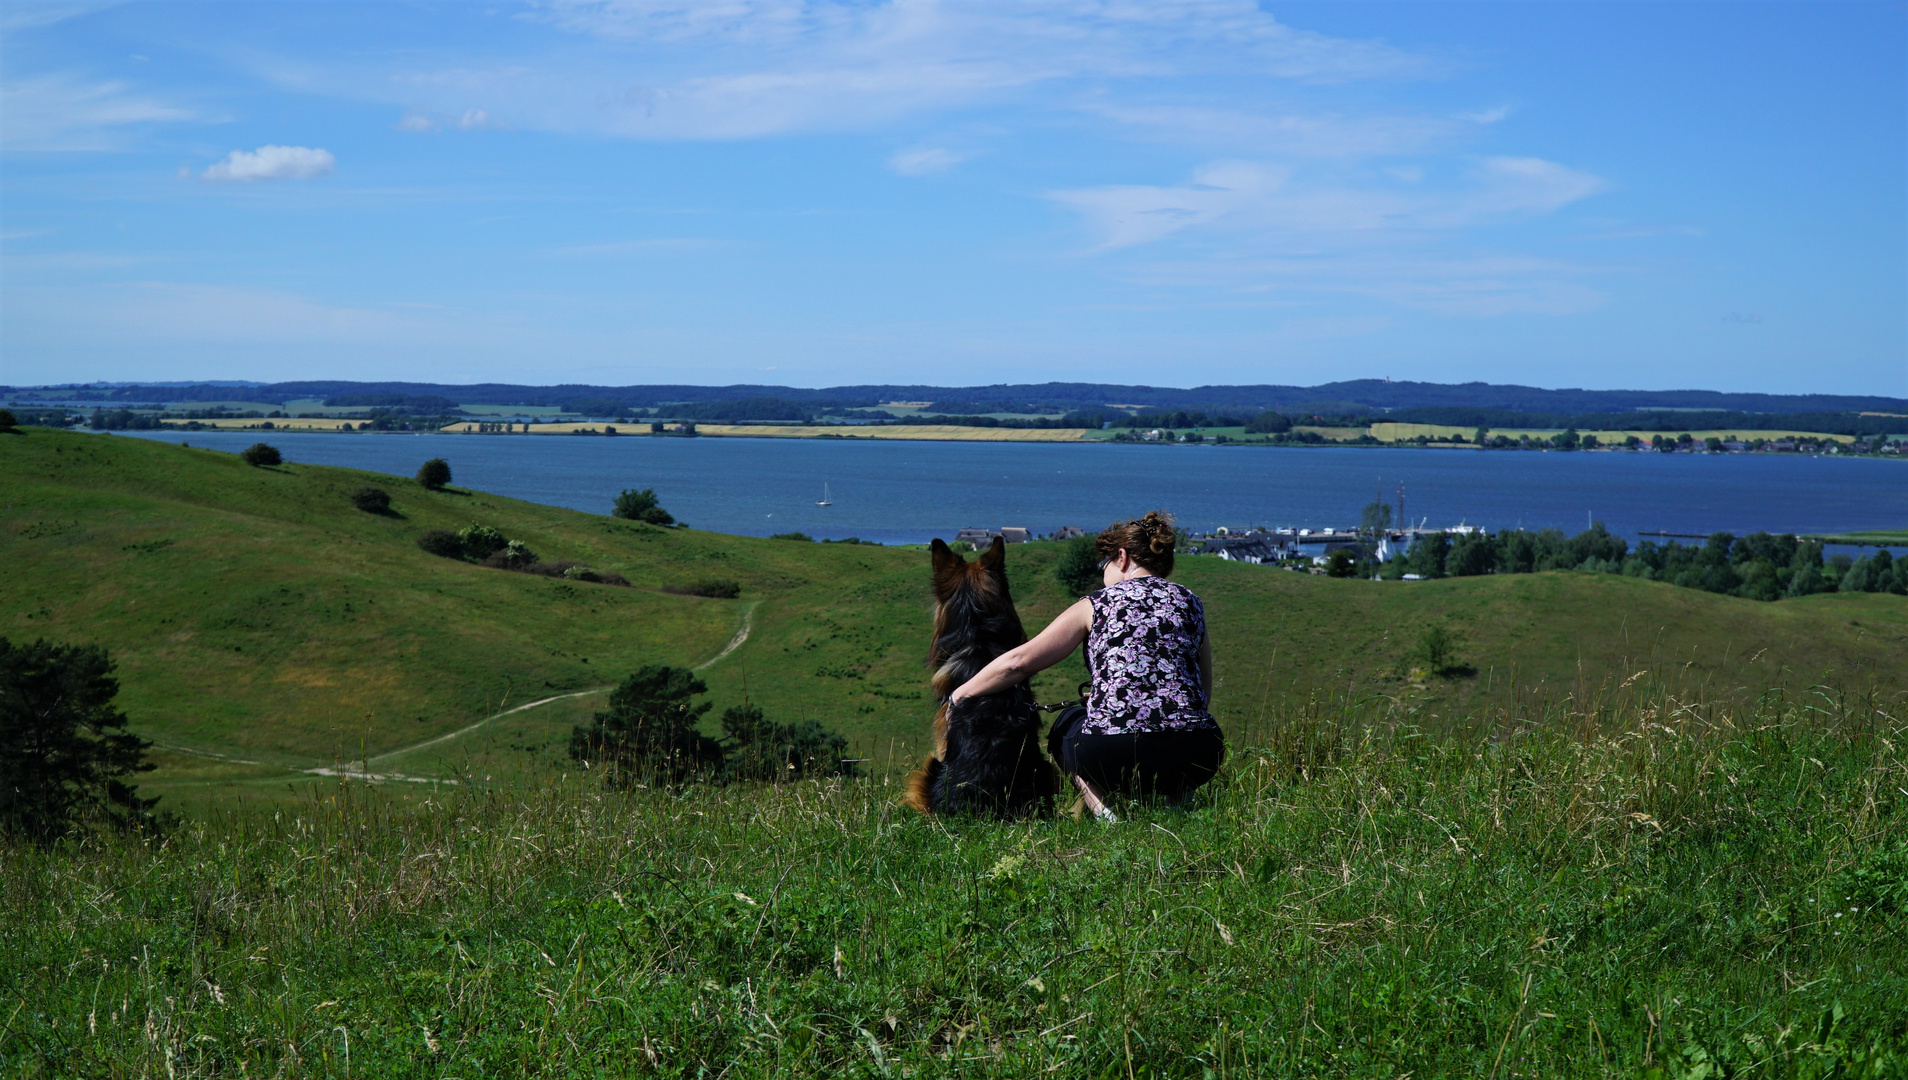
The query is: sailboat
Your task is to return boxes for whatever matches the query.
[816,484,832,507]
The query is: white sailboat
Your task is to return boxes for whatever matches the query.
[816,484,832,507]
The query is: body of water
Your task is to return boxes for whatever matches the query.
[118,430,1905,549]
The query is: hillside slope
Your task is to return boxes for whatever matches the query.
[4,427,1903,804]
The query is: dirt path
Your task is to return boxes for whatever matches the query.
[694,600,759,671]
[151,602,761,783]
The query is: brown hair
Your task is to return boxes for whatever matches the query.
[1095,511,1177,577]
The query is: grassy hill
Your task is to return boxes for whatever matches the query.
[3,426,1904,809]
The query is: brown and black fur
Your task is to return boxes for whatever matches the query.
[903,537,1058,818]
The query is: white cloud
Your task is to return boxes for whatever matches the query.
[1052,156,1605,250]
[395,108,504,132]
[888,146,965,175]
[200,145,335,182]
[0,73,197,151]
[239,1,1437,142]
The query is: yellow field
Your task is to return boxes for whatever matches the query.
[1369,422,1856,444]
[438,422,1093,442]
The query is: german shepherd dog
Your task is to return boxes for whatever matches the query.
[904,537,1058,818]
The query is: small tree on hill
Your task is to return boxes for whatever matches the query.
[0,409,17,432]
[351,486,392,514]
[416,458,452,489]
[613,488,675,526]
[719,704,855,781]
[240,442,281,467]
[1054,534,1101,596]
[0,637,159,841]
[569,666,723,785]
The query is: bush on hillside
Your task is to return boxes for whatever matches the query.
[416,529,464,558]
[0,409,16,432]
[518,561,630,586]
[1412,625,1474,678]
[480,539,538,569]
[1055,534,1101,597]
[568,666,724,785]
[456,524,508,560]
[350,486,392,514]
[240,443,281,467]
[416,458,452,489]
[612,487,675,526]
[665,579,741,599]
[0,636,159,842]
[769,532,813,542]
[719,704,856,781]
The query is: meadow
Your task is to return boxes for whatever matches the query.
[4,687,1903,1077]
[4,425,1907,1076]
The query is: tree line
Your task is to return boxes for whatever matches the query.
[1369,524,1906,601]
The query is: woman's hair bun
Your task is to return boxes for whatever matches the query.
[1140,511,1176,554]
[1095,510,1179,576]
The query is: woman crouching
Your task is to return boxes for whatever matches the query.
[947,511,1225,818]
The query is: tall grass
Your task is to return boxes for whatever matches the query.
[5,686,1904,1078]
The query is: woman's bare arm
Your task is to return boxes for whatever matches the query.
[948,598,1093,703]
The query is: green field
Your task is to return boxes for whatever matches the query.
[5,425,1907,1076]
[4,425,1906,812]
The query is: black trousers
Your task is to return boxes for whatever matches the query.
[1049,707,1226,801]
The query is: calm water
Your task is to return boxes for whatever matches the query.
[119,430,1904,548]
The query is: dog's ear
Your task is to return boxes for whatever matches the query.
[978,535,1007,574]
[930,538,968,597]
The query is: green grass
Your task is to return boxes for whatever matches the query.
[4,688,1904,1077]
[4,426,1906,814]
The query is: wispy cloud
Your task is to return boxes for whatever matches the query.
[1053,156,1605,250]
[396,108,505,132]
[200,145,335,182]
[0,73,197,151]
[235,1,1438,142]
[888,146,965,175]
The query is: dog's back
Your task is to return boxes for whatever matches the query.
[904,538,1056,818]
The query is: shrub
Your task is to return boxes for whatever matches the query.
[568,666,724,785]
[1324,547,1358,577]
[456,524,508,560]
[416,458,452,489]
[240,442,281,467]
[0,408,16,432]
[612,487,675,526]
[0,636,158,842]
[1055,534,1101,596]
[350,486,392,514]
[416,529,464,558]
[720,704,856,781]
[666,579,741,599]
[769,532,813,542]
[1412,626,1474,678]
[479,539,538,569]
[562,565,603,583]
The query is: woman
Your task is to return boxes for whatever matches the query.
[949,512,1224,816]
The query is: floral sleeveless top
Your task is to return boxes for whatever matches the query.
[1084,576,1216,735]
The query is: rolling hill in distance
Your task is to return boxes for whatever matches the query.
[4,425,1903,812]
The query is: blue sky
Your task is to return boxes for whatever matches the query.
[2,1,1902,393]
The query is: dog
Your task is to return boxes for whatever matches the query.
[903,536,1058,818]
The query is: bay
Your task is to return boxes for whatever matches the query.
[114,430,1905,550]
